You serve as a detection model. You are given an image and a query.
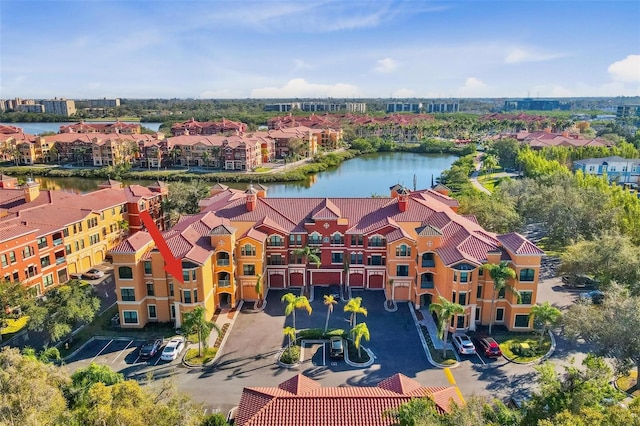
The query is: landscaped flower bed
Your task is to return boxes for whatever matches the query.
[346,339,370,364]
[616,370,640,397]
[420,325,457,365]
[213,323,230,348]
[185,347,218,365]
[279,345,301,364]
[497,332,551,363]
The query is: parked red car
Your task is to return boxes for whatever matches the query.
[475,337,503,358]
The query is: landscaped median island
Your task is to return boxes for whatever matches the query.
[278,328,344,366]
[615,370,640,397]
[496,331,552,363]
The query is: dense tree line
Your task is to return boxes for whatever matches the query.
[0,347,228,425]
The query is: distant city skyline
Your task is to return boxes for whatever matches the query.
[1,1,639,100]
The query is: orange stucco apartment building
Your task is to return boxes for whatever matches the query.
[111,183,543,331]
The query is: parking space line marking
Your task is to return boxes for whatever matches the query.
[154,354,162,366]
[322,343,326,366]
[91,339,114,363]
[112,340,134,364]
[133,355,141,364]
[475,353,486,366]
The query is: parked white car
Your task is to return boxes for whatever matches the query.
[452,333,476,355]
[161,337,186,361]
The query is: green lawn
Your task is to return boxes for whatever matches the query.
[185,347,217,365]
[497,332,552,363]
[1,316,30,337]
[252,167,270,173]
[616,370,640,397]
[477,174,499,192]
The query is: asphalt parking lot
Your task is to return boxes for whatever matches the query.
[65,336,185,381]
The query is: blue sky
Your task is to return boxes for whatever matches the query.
[1,0,639,99]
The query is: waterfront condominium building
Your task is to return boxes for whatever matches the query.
[40,98,77,116]
[111,183,543,332]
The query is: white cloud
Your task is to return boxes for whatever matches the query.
[608,55,640,83]
[250,78,359,98]
[505,47,564,64]
[392,88,415,98]
[373,57,398,74]
[456,77,490,97]
[293,59,313,72]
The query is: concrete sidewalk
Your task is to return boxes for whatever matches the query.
[417,308,452,351]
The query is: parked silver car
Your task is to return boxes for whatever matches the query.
[452,333,476,355]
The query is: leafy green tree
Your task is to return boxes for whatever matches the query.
[350,322,370,359]
[344,296,367,328]
[482,154,498,175]
[163,180,211,216]
[182,306,220,358]
[323,294,337,335]
[559,234,640,293]
[0,347,70,425]
[457,191,521,233]
[529,302,562,345]
[384,397,442,425]
[565,284,640,375]
[429,296,464,357]
[483,262,518,334]
[201,412,230,426]
[0,279,31,342]
[487,138,521,169]
[281,293,312,331]
[523,355,625,425]
[27,280,101,343]
[68,362,124,407]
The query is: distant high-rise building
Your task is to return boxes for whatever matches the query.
[426,102,459,113]
[86,98,121,108]
[504,98,570,112]
[616,105,640,119]
[345,102,367,113]
[41,98,76,116]
[16,104,45,113]
[264,102,301,112]
[386,102,422,113]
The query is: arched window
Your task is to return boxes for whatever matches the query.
[330,232,344,246]
[396,244,411,257]
[519,268,535,282]
[308,232,322,245]
[118,266,133,279]
[422,253,435,267]
[268,235,284,247]
[369,235,386,248]
[420,273,434,289]
[240,243,256,256]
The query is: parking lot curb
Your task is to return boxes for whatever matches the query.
[276,346,301,369]
[409,302,459,369]
[344,345,374,368]
[383,301,398,312]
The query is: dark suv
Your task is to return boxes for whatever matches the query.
[474,336,503,358]
[562,274,599,289]
[139,338,163,359]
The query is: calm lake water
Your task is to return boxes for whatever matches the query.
[1,121,163,135]
[25,152,457,198]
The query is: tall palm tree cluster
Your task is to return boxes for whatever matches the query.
[280,293,371,362]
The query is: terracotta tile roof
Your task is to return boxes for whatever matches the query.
[0,222,37,243]
[497,233,544,255]
[111,231,153,253]
[236,373,462,426]
[200,187,537,266]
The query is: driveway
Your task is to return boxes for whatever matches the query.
[175,287,436,414]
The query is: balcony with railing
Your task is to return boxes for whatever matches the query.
[218,280,231,287]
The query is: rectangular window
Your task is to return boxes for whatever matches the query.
[520,291,533,305]
[476,285,483,299]
[65,244,72,254]
[12,272,19,282]
[458,292,467,305]
[396,265,409,277]
[475,307,481,323]
[184,290,192,304]
[192,269,196,280]
[120,288,135,301]
[460,272,469,283]
[43,274,54,287]
[331,252,343,264]
[350,234,363,246]
[453,271,457,282]
[452,291,457,304]
[170,305,175,319]
[479,268,483,276]
[37,237,48,249]
[456,315,465,329]
[183,269,190,282]
[243,264,256,276]
[148,305,157,319]
[63,228,69,237]
[123,311,138,324]
[169,283,174,297]
[495,308,505,322]
[194,289,198,303]
[519,269,535,282]
[369,255,384,266]
[40,256,51,268]
[1,254,7,267]
[9,251,16,263]
[146,283,154,296]
[514,314,530,328]
[144,261,152,275]
[498,288,506,299]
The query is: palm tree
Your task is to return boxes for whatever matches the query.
[283,326,296,351]
[293,246,320,296]
[182,306,221,358]
[281,292,312,331]
[350,322,370,359]
[201,150,210,169]
[529,302,562,345]
[254,273,263,307]
[483,154,498,175]
[344,297,367,328]
[429,296,464,358]
[387,279,395,308]
[323,295,337,335]
[483,261,518,335]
